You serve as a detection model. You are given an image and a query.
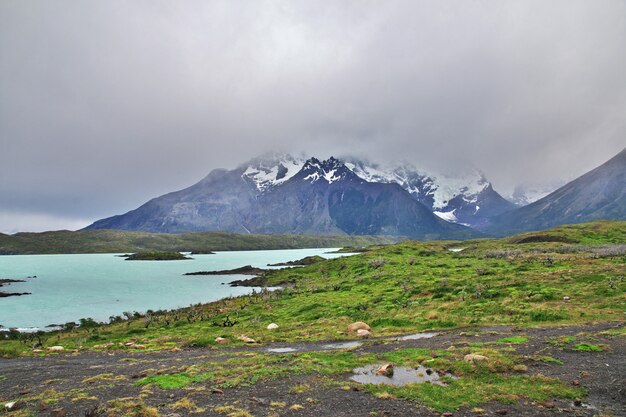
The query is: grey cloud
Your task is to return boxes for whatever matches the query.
[1,0,625,232]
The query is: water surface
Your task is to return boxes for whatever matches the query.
[0,248,344,330]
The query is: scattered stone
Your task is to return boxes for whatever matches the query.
[47,346,64,352]
[5,402,24,412]
[215,337,230,344]
[539,401,556,408]
[573,398,583,407]
[376,363,394,376]
[267,323,279,330]
[84,405,100,417]
[357,329,372,338]
[572,379,581,386]
[347,322,371,333]
[238,335,257,343]
[464,353,488,363]
[50,407,67,417]
[563,296,571,301]
[250,397,269,405]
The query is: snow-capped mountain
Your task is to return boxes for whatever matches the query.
[85,154,480,239]
[344,158,514,227]
[487,148,626,235]
[85,149,626,237]
[241,153,306,192]
[506,182,563,207]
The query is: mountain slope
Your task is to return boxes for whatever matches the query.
[344,159,515,227]
[486,148,626,235]
[87,156,479,239]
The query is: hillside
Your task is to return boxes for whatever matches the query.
[0,229,396,255]
[486,148,626,235]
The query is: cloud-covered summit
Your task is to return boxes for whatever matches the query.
[1,1,624,232]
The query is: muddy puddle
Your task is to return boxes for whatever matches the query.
[350,364,454,386]
[321,341,363,350]
[394,332,437,341]
[266,347,299,353]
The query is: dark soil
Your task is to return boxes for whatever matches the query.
[1,322,624,417]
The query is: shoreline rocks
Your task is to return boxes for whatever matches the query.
[185,265,268,276]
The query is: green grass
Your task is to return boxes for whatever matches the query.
[1,220,625,358]
[130,346,581,412]
[495,336,528,344]
[573,343,605,352]
[364,373,583,411]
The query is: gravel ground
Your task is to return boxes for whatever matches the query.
[1,322,624,417]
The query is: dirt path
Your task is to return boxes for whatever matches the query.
[1,322,624,416]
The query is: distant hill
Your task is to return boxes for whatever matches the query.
[486,148,626,235]
[0,229,397,255]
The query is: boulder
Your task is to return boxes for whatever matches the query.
[376,363,394,376]
[215,337,230,344]
[238,335,257,343]
[464,353,488,363]
[357,329,372,338]
[47,346,64,352]
[50,408,67,417]
[5,402,24,412]
[347,322,371,333]
[267,323,279,330]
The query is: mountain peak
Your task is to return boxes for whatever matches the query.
[240,153,306,192]
[299,157,358,184]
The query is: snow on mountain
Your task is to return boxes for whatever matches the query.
[241,153,305,192]
[506,182,563,207]
[300,157,358,184]
[345,158,488,208]
[235,153,512,228]
[342,157,513,227]
[428,171,489,209]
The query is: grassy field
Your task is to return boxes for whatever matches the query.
[0,229,396,254]
[1,220,624,414]
[2,220,624,355]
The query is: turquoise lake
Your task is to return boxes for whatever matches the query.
[0,248,344,330]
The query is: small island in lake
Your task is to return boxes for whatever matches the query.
[123,251,192,261]
[0,278,31,297]
[184,265,267,276]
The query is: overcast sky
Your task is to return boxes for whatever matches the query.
[1,0,625,233]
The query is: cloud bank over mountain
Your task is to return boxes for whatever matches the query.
[1,1,625,232]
